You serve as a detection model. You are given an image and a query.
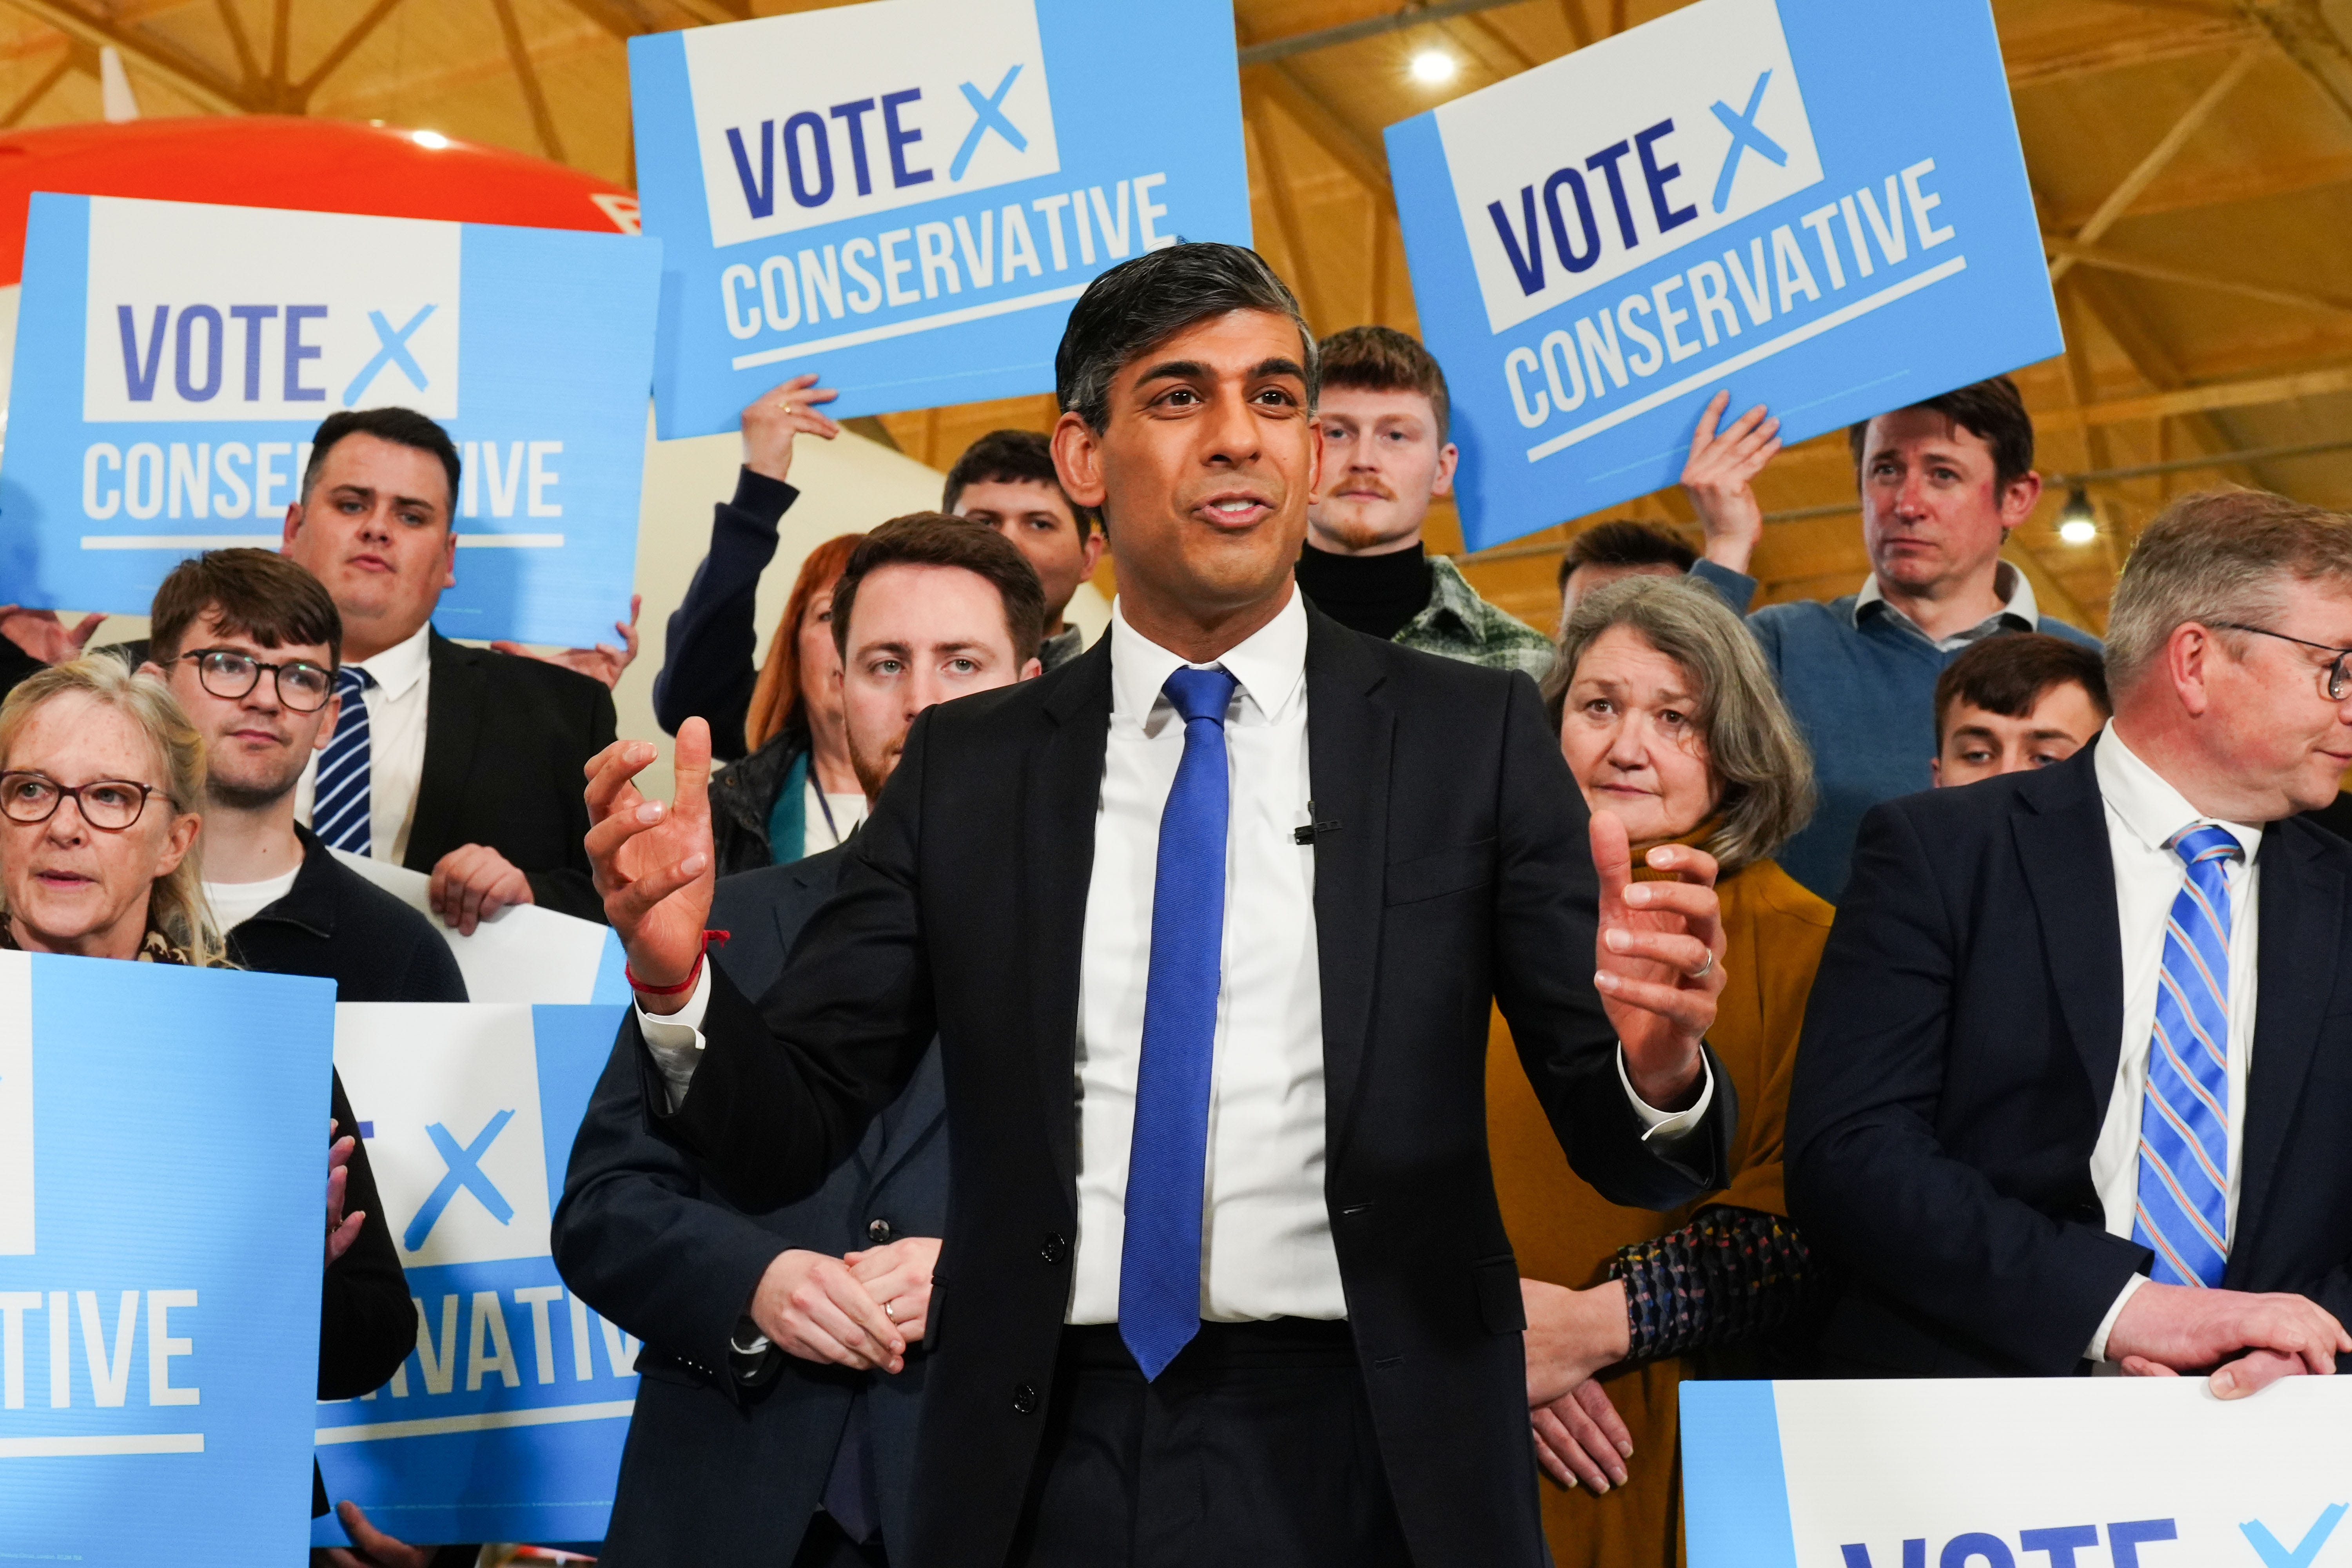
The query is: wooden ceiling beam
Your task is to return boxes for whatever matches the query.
[1245,63,1392,203]
[293,0,410,104]
[2007,15,2252,87]
[2039,147,2352,229]
[665,0,747,24]
[212,0,257,88]
[557,0,660,38]
[2043,232,2352,318]
[1242,86,1323,327]
[490,0,566,163]
[2042,361,2352,430]
[2049,40,2265,285]
[0,0,248,112]
[2240,0,2352,136]
[0,43,73,127]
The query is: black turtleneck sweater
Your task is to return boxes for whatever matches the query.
[1294,541,1432,642]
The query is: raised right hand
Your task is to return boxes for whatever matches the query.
[751,1248,907,1373]
[584,717,716,1007]
[742,373,841,483]
[2107,1280,2350,1397]
[1680,389,1779,574]
[0,606,105,664]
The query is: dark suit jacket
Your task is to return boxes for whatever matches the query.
[641,607,1735,1568]
[229,824,469,1002]
[1786,740,2352,1377]
[407,632,615,921]
[552,846,946,1563]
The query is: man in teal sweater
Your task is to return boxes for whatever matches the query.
[1676,375,2100,902]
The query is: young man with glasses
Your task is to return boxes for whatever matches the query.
[142,549,465,1004]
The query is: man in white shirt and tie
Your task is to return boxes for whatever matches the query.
[1790,486,2352,1395]
[581,243,1737,1568]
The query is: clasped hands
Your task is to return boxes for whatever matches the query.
[2109,1279,2351,1397]
[1590,811,1726,1112]
[752,1236,941,1375]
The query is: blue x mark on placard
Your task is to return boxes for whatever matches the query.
[950,65,1027,183]
[402,1107,516,1253]
[1710,69,1789,214]
[341,303,438,407]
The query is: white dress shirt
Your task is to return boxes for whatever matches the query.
[2085,724,2261,1363]
[1854,561,2044,653]
[639,587,1710,1320]
[294,620,433,865]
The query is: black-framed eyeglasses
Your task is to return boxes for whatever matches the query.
[0,770,158,831]
[2209,622,2352,702]
[175,648,336,712]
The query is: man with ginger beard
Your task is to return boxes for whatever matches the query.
[555,515,1044,1567]
[1296,325,1555,680]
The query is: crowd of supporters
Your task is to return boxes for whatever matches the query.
[4,239,2350,1568]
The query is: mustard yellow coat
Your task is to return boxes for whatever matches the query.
[1485,853,1833,1568]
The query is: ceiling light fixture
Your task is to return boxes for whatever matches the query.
[412,129,450,150]
[1408,49,1457,85]
[2058,486,2098,546]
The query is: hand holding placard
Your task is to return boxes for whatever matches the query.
[743,373,842,483]
[1680,390,1780,576]
[2108,1281,2350,1397]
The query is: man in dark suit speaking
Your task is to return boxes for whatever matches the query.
[582,244,1736,1567]
[1790,487,2352,1394]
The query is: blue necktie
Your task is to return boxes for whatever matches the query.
[312,666,376,855]
[2131,824,2240,1289]
[1120,665,1239,1381]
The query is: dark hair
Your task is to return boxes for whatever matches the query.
[1557,520,1698,591]
[830,513,1047,666]
[1055,242,1318,435]
[150,548,343,668]
[1933,633,2111,742]
[302,407,463,515]
[1317,324,1450,442]
[943,429,1098,541]
[1847,375,2034,494]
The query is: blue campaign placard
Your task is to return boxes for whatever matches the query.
[312,1003,632,1546]
[0,949,335,1564]
[629,0,1252,438]
[1386,0,2060,552]
[0,193,661,646]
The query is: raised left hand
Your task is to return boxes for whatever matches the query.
[326,1117,365,1270]
[845,1236,942,1347]
[428,843,533,935]
[490,593,642,690]
[1591,811,1724,1109]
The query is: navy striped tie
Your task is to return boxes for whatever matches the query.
[312,666,376,855]
[2131,824,2240,1288]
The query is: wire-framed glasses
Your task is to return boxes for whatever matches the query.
[2209,622,2352,702]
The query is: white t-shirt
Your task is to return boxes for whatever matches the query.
[203,864,301,935]
[804,780,868,855]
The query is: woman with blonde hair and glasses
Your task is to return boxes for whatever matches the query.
[1486,575,1835,1568]
[0,656,414,1522]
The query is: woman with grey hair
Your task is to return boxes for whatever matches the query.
[1485,574,1833,1568]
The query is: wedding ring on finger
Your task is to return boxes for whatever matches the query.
[883,1299,898,1323]
[1689,949,1714,981]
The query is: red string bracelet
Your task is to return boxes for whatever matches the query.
[626,930,731,997]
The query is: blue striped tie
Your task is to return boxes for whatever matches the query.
[2131,824,2241,1289]
[1119,665,1238,1382]
[312,666,376,855]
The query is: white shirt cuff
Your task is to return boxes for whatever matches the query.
[636,964,713,1113]
[1617,1046,1714,1145]
[2087,1272,2150,1365]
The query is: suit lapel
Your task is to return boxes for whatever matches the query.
[403,633,482,873]
[1302,609,1391,1166]
[1026,640,1112,1203]
[2233,825,2342,1267]
[2010,747,2127,1102]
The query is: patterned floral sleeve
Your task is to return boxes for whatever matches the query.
[1611,1205,1833,1364]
